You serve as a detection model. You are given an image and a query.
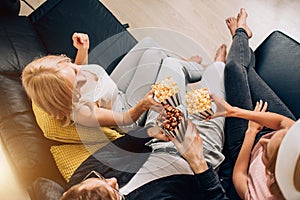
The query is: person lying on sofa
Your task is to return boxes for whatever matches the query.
[22,31,229,170]
[218,8,297,199]
[21,32,207,134]
[60,119,228,200]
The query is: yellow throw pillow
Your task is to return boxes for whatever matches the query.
[32,101,123,143]
[50,144,105,182]
[31,102,124,182]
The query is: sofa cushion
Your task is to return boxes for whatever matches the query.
[50,144,105,182]
[0,74,65,187]
[31,102,124,181]
[29,0,137,73]
[0,17,46,74]
[32,102,123,144]
[255,31,300,119]
[0,16,65,187]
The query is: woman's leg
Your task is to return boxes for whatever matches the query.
[120,42,205,126]
[110,37,166,93]
[224,28,255,162]
[225,13,295,163]
[188,44,227,169]
[124,49,168,107]
[247,67,296,120]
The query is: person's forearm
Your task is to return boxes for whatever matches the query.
[228,107,294,130]
[232,129,256,198]
[122,101,148,125]
[74,49,88,65]
[189,157,209,174]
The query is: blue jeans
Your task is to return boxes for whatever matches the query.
[224,28,296,163]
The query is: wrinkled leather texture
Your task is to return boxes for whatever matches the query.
[0,17,66,188]
[255,31,300,118]
[1,1,299,199]
[0,17,46,73]
[0,0,138,194]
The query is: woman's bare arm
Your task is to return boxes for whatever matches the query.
[211,93,295,131]
[233,101,267,198]
[72,32,89,65]
[75,90,161,127]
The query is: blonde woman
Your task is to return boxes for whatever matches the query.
[22,33,205,134]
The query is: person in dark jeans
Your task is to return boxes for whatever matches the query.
[218,8,296,200]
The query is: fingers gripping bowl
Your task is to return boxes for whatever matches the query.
[156,104,187,143]
[152,78,213,142]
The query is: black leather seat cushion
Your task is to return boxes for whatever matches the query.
[0,17,66,187]
[255,31,300,119]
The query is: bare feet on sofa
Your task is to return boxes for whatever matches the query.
[225,17,237,37]
[237,8,252,38]
[214,44,227,63]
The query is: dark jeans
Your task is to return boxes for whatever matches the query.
[220,29,296,199]
[224,28,296,164]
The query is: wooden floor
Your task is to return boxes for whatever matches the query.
[100,0,300,61]
[20,0,300,61]
[1,0,299,199]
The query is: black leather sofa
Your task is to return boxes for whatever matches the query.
[0,0,299,199]
[0,0,137,198]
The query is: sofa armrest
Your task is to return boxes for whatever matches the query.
[254,31,300,119]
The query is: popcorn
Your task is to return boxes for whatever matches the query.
[185,87,214,120]
[152,77,181,107]
[156,104,187,143]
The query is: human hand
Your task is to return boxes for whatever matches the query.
[147,126,170,142]
[139,90,163,112]
[169,119,208,173]
[210,93,234,119]
[72,32,89,51]
[247,100,268,132]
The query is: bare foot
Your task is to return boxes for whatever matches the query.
[181,55,202,64]
[237,8,252,38]
[214,44,227,62]
[225,17,238,37]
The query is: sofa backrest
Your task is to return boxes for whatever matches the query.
[0,16,66,187]
[255,31,300,119]
[29,0,137,74]
[0,0,138,191]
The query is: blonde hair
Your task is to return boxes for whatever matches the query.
[22,55,75,126]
